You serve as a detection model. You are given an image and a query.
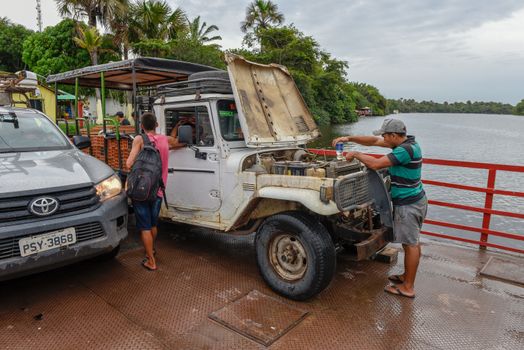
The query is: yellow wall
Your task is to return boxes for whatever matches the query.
[11,84,57,122]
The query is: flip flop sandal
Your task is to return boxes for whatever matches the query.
[141,261,157,271]
[387,274,405,284]
[142,250,157,264]
[384,284,415,298]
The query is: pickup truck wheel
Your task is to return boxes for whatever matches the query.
[255,212,336,300]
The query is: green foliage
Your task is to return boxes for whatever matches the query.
[514,99,524,116]
[21,19,118,99]
[386,98,515,115]
[22,19,92,77]
[131,38,173,57]
[0,17,33,72]
[73,25,104,64]
[233,26,386,125]
[55,0,129,28]
[241,0,285,34]
[57,121,77,136]
[349,83,387,116]
[167,38,225,69]
[130,0,187,42]
[186,16,222,45]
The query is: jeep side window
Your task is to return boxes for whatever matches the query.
[217,100,244,141]
[165,106,214,146]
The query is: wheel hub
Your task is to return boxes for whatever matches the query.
[269,234,307,281]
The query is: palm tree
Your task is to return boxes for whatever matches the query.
[73,24,109,122]
[107,8,134,59]
[131,0,187,41]
[73,25,103,65]
[55,0,129,28]
[240,0,284,33]
[187,16,222,45]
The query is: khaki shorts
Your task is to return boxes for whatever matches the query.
[393,196,428,246]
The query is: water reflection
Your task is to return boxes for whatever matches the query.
[308,113,524,250]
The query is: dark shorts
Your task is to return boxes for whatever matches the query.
[393,195,428,246]
[133,197,162,231]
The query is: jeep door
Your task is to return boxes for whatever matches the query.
[162,103,221,211]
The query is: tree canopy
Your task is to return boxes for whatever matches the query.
[0,17,33,72]
[55,0,128,28]
[241,0,284,33]
[514,99,524,116]
[22,19,92,77]
[233,25,386,124]
[22,19,117,76]
[386,98,516,115]
[187,16,222,45]
[11,0,387,125]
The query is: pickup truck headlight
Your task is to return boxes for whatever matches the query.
[95,174,122,201]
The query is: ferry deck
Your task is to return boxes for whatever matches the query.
[1,219,522,350]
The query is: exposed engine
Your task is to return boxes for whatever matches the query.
[242,149,364,178]
[242,149,388,247]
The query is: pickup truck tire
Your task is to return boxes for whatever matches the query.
[255,212,336,300]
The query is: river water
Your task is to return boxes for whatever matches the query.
[310,113,524,251]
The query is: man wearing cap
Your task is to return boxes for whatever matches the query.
[116,111,131,125]
[332,119,427,298]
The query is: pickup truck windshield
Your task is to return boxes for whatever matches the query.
[217,100,244,141]
[0,111,71,153]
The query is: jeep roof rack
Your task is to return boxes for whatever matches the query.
[157,76,233,97]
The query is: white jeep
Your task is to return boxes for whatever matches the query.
[153,54,393,300]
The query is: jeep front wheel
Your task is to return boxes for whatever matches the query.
[255,212,336,300]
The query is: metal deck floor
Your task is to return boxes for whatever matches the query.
[1,221,523,350]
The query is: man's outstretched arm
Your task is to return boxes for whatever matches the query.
[332,135,388,148]
[345,151,392,170]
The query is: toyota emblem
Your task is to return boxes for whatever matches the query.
[29,197,60,216]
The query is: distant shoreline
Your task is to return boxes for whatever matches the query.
[386,98,523,116]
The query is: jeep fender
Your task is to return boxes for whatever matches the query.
[257,187,339,216]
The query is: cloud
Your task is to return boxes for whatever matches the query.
[4,0,524,103]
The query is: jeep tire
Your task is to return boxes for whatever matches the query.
[255,212,336,300]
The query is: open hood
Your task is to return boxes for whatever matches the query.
[225,53,320,148]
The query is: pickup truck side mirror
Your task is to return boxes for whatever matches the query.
[73,135,91,149]
[178,125,207,160]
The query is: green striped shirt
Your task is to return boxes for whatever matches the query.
[386,135,425,206]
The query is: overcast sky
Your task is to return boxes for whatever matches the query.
[4,0,524,104]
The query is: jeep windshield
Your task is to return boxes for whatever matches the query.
[217,100,244,141]
[0,111,71,153]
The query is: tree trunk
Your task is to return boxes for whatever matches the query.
[91,51,103,124]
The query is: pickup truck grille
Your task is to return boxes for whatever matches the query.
[333,172,372,211]
[0,185,99,223]
[0,222,105,260]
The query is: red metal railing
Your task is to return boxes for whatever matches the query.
[309,149,524,254]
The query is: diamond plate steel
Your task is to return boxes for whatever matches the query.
[0,222,522,350]
[480,256,524,285]
[209,290,308,346]
[0,272,166,350]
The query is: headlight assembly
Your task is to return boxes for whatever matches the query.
[95,174,122,201]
